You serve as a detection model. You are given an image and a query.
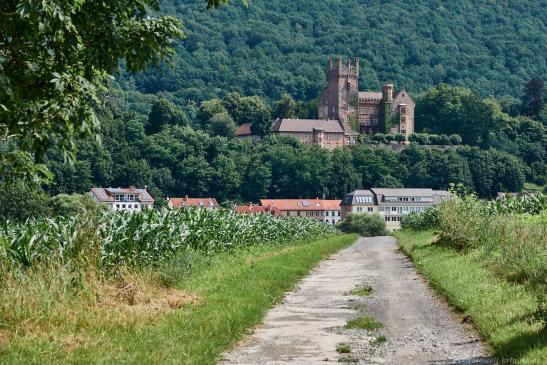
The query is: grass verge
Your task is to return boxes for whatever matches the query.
[0,234,357,364]
[395,229,546,364]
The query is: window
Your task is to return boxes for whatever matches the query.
[337,212,340,217]
[122,204,126,209]
[368,207,373,212]
[384,217,389,221]
[392,207,397,212]
[326,211,329,217]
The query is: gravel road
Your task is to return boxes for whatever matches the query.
[220,236,494,365]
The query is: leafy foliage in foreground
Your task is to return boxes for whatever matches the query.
[0,208,336,268]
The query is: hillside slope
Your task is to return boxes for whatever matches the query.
[127,0,546,101]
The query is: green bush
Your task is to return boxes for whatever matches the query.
[49,193,104,217]
[336,213,387,237]
[401,207,440,230]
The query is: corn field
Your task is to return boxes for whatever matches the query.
[483,193,547,215]
[0,208,336,268]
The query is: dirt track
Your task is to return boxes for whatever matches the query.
[221,236,493,365]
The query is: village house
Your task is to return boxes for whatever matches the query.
[233,204,281,216]
[90,186,154,211]
[341,188,450,230]
[259,198,342,224]
[167,196,220,210]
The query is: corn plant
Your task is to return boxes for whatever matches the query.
[0,208,337,269]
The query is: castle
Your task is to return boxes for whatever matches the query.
[237,57,414,149]
[318,57,414,138]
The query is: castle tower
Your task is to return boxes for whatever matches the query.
[318,57,360,123]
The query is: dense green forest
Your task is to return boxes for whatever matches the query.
[122,0,546,102]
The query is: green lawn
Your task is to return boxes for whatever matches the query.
[395,230,546,364]
[0,234,358,364]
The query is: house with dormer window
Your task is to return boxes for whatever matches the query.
[90,186,154,211]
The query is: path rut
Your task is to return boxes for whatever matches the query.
[221,237,493,365]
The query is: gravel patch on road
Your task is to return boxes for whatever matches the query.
[220,237,493,365]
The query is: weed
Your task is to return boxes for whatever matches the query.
[336,343,351,353]
[372,335,387,344]
[350,285,373,297]
[338,355,359,363]
[345,316,383,330]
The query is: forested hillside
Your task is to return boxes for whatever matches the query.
[125,0,546,102]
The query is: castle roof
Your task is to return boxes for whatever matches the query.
[272,118,345,134]
[359,91,383,101]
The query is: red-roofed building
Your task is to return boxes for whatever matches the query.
[234,204,281,216]
[90,186,154,211]
[167,196,220,210]
[236,123,261,142]
[259,198,342,224]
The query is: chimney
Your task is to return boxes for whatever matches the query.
[354,57,360,74]
[382,84,393,102]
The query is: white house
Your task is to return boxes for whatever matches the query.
[90,186,154,211]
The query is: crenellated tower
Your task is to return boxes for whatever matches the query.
[318,56,360,123]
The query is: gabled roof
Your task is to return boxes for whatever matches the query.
[359,91,383,101]
[236,123,252,137]
[234,205,281,215]
[260,199,342,211]
[272,118,345,133]
[90,187,154,203]
[371,188,437,197]
[341,190,375,206]
[168,197,220,209]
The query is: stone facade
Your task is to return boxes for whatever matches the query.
[318,57,415,138]
[271,118,358,151]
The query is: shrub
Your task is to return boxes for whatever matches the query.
[49,193,104,217]
[336,213,387,237]
[408,133,430,145]
[437,134,451,145]
[384,134,395,143]
[394,133,406,143]
[401,207,440,230]
[448,134,463,145]
[372,133,386,143]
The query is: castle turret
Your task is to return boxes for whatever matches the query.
[319,56,360,122]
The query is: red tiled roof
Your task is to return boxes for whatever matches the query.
[234,205,281,215]
[236,123,253,137]
[168,197,220,209]
[259,199,342,211]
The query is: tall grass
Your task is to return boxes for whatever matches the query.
[436,195,546,288]
[0,208,336,269]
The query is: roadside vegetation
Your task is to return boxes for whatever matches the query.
[0,207,353,363]
[397,191,546,363]
[336,213,387,237]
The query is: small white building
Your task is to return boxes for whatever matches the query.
[90,186,154,211]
